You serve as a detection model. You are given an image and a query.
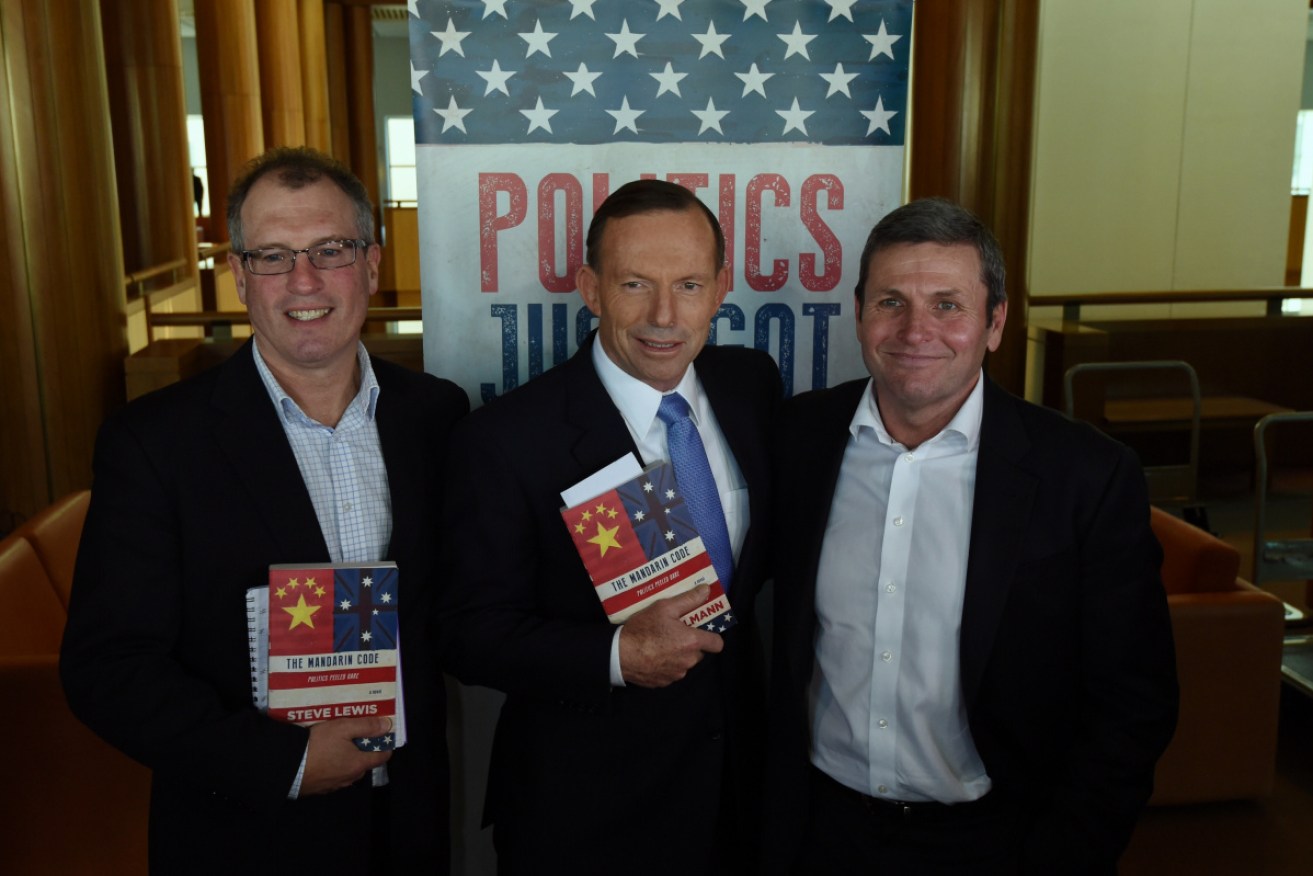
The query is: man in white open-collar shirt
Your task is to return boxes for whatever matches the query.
[764,198,1178,875]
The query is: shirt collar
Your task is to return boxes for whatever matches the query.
[591,336,705,436]
[851,371,985,452]
[252,338,381,427]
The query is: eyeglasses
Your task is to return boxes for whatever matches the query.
[241,239,369,275]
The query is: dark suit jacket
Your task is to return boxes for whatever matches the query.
[60,341,468,874]
[764,377,1178,875]
[437,337,780,875]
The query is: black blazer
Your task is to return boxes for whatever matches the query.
[61,341,468,874]
[764,377,1178,874]
[437,337,780,875]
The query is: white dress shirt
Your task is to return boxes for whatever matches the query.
[810,374,992,803]
[592,340,748,685]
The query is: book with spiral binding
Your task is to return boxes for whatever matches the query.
[247,562,405,752]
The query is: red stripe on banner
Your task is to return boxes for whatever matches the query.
[267,666,396,690]
[600,551,714,617]
[268,699,397,725]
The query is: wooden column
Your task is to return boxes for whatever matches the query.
[256,0,305,147]
[344,2,380,225]
[100,0,198,281]
[194,0,264,243]
[299,0,332,153]
[909,0,1038,395]
[0,0,127,520]
[325,3,352,164]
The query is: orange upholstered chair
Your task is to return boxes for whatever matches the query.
[0,491,150,875]
[1148,506,1285,805]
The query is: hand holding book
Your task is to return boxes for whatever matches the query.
[617,584,726,688]
[299,715,394,796]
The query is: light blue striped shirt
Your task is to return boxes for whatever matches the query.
[251,340,391,564]
[251,339,392,795]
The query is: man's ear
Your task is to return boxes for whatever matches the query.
[228,251,247,305]
[577,264,600,313]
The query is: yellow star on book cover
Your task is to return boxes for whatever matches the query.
[587,521,622,557]
[283,594,322,630]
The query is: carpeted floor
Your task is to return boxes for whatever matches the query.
[1121,688,1313,875]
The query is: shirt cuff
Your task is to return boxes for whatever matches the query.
[287,742,309,800]
[610,625,626,687]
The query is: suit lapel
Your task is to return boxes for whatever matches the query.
[562,336,643,475]
[959,379,1038,708]
[697,349,762,488]
[211,342,331,563]
[374,361,419,560]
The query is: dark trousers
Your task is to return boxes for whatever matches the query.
[795,767,1023,876]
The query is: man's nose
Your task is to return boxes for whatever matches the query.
[286,252,322,291]
[649,286,676,327]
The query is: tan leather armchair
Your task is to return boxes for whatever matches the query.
[0,491,150,875]
[1148,506,1285,805]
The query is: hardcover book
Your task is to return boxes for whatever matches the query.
[263,562,405,751]
[561,460,735,633]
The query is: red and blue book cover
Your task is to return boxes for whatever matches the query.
[266,563,404,751]
[561,461,735,633]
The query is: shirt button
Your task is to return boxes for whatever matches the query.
[886,583,897,593]
[904,453,915,462]
[877,718,889,729]
[893,516,904,526]
[881,650,892,662]
[343,502,353,511]
[877,784,889,794]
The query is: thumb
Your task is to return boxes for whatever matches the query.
[335,714,394,739]
[665,583,711,613]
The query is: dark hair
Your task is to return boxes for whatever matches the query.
[585,179,725,270]
[854,198,1006,321]
[226,146,374,251]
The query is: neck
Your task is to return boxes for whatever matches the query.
[266,354,362,428]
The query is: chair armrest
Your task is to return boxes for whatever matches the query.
[1151,587,1285,805]
[0,655,150,874]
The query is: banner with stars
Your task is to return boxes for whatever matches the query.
[266,563,405,750]
[409,0,912,404]
[561,460,734,632]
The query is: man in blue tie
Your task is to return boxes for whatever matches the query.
[438,179,781,874]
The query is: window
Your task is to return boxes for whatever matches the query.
[385,116,417,207]
[186,115,209,217]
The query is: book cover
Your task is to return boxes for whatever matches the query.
[561,460,735,633]
[265,563,405,751]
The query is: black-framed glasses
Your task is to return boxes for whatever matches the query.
[241,239,369,275]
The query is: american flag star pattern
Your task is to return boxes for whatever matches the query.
[410,0,910,145]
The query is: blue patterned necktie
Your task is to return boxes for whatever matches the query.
[657,392,734,591]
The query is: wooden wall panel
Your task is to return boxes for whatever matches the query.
[344,3,380,229]
[909,0,1038,395]
[0,0,49,527]
[0,0,127,520]
[256,0,306,147]
[101,0,198,284]
[299,0,332,152]
[325,3,351,164]
[194,0,264,242]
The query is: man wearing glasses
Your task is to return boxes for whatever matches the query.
[61,147,468,873]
